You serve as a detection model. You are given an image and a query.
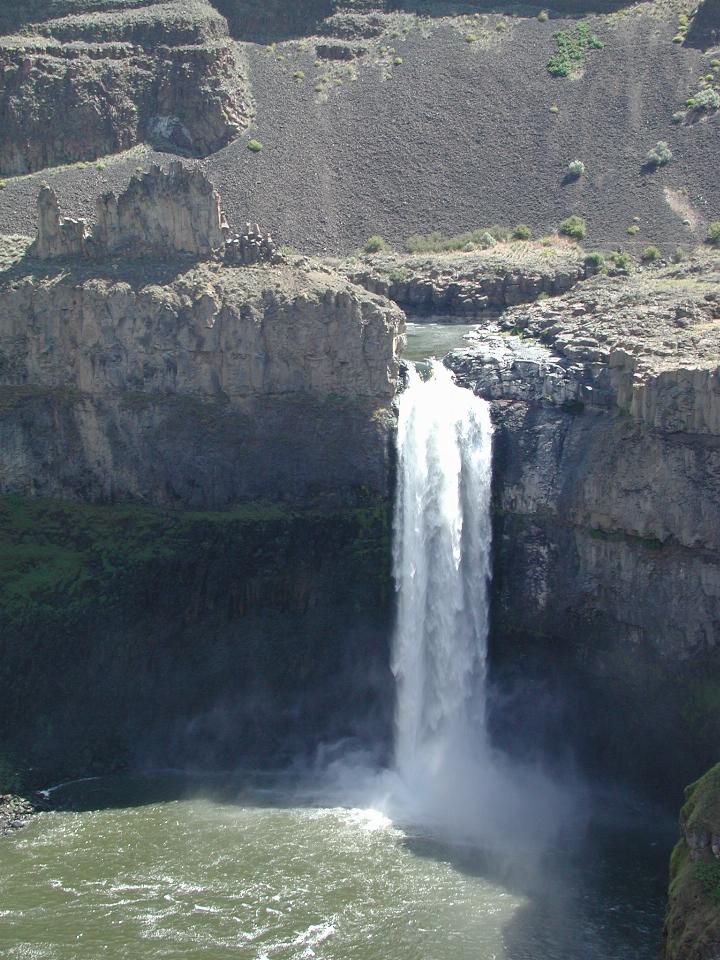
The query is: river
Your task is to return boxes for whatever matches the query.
[0,771,672,960]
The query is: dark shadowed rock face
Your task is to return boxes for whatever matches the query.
[0,497,395,783]
[446,257,720,794]
[211,0,334,40]
[686,0,720,48]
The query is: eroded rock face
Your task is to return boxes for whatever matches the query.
[93,162,227,257]
[0,260,403,507]
[342,247,585,315]
[446,257,720,792]
[32,184,92,259]
[0,2,250,175]
[31,162,277,263]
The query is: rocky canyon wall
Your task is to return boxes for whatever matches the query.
[0,259,402,507]
[447,259,720,794]
[0,1,250,174]
[0,496,394,782]
[0,168,403,780]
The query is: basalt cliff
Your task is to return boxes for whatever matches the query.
[446,259,720,795]
[0,166,403,778]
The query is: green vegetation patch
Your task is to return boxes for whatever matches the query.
[405,225,511,254]
[584,251,605,272]
[558,215,587,240]
[645,141,672,169]
[363,235,387,254]
[0,495,392,631]
[512,224,533,240]
[547,22,604,78]
[707,222,720,246]
[682,763,720,835]
[608,250,631,271]
[666,764,720,960]
[695,860,720,903]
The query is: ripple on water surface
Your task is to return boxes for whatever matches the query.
[0,773,671,960]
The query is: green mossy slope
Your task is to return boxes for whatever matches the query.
[664,764,720,960]
[0,495,393,784]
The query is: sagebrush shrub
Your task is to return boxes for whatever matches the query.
[641,245,660,262]
[364,235,387,254]
[558,215,587,240]
[692,88,720,111]
[512,224,533,240]
[645,141,672,168]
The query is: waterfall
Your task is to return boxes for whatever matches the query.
[392,360,494,801]
[336,358,575,855]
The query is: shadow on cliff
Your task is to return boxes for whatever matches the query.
[208,0,642,43]
[4,251,203,288]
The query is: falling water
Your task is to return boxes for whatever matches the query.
[386,359,583,857]
[392,360,493,799]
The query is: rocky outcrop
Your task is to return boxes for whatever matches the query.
[93,162,227,257]
[224,221,277,264]
[664,763,720,960]
[342,247,585,315]
[0,795,42,837]
[476,269,720,434]
[31,185,92,259]
[0,1,251,175]
[0,255,403,507]
[31,162,277,262]
[446,256,720,793]
[686,0,720,48]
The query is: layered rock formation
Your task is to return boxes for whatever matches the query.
[664,763,720,960]
[342,246,585,315]
[0,257,402,507]
[0,1,250,174]
[446,256,720,792]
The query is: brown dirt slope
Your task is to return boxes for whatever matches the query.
[0,0,717,255]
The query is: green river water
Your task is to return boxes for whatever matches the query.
[0,772,672,960]
[402,321,478,363]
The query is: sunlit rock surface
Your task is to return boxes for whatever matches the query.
[446,256,720,793]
